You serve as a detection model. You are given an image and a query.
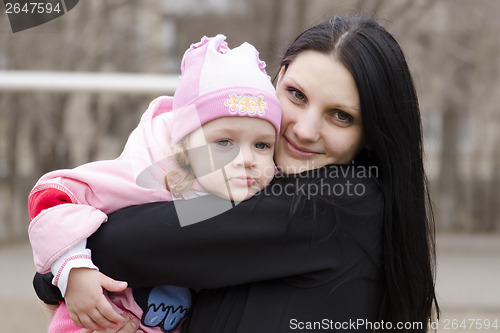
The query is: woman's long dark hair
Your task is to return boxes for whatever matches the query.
[279,16,439,331]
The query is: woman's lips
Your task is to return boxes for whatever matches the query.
[283,136,319,158]
[229,177,256,186]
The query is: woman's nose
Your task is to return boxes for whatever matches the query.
[292,109,321,142]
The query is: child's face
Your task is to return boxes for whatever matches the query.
[186,117,276,202]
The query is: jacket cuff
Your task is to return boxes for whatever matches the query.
[51,240,98,296]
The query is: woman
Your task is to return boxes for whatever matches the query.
[38,15,439,332]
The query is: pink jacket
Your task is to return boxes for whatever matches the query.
[29,96,203,333]
[28,95,203,274]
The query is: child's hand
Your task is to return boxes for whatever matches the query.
[65,267,128,331]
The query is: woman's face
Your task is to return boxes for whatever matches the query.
[274,50,365,174]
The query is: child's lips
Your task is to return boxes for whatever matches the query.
[229,177,256,186]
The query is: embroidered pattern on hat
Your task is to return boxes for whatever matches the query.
[224,94,267,116]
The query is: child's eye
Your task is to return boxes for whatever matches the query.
[254,142,270,150]
[216,139,233,147]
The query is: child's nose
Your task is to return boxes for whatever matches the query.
[232,148,255,168]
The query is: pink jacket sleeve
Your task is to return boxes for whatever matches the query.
[28,96,180,273]
[28,158,172,273]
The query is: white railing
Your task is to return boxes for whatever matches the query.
[0,71,179,94]
[0,71,181,242]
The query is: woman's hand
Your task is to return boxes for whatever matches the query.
[81,313,143,333]
[65,267,128,331]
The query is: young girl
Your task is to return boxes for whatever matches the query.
[28,34,281,333]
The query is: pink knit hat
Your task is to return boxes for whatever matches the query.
[170,34,281,142]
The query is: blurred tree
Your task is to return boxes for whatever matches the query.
[1,0,499,242]
[0,0,164,242]
[429,0,500,231]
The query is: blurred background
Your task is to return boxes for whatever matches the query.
[0,0,499,331]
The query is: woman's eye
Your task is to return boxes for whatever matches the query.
[293,91,306,101]
[286,87,307,103]
[254,142,270,150]
[333,110,353,123]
